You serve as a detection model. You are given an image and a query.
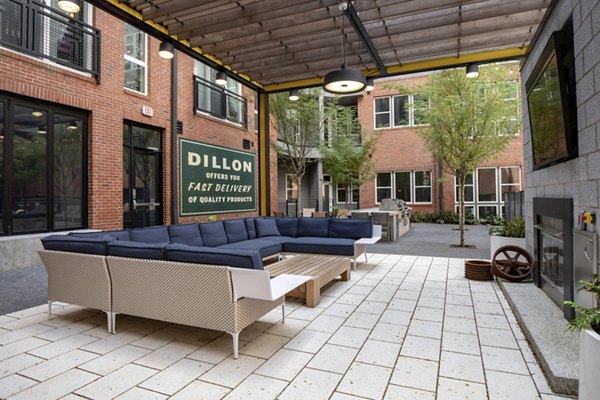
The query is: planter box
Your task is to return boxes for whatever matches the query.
[580,328,600,400]
[490,235,526,259]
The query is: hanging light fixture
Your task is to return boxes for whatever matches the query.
[215,71,227,86]
[289,89,299,101]
[466,63,479,78]
[323,3,366,94]
[57,0,80,14]
[67,121,78,130]
[365,78,375,92]
[158,42,174,59]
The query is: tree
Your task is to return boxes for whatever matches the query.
[270,89,324,216]
[320,105,378,210]
[417,66,517,247]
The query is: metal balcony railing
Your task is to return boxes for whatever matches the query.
[0,0,101,80]
[193,75,248,127]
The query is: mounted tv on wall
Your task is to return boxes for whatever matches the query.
[525,24,578,171]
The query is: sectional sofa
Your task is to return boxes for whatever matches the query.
[39,216,379,358]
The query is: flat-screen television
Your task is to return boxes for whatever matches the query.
[525,27,578,171]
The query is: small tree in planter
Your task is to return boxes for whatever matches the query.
[565,275,600,400]
[488,216,526,259]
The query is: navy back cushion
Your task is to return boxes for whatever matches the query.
[107,241,166,259]
[42,234,114,255]
[199,221,228,247]
[329,218,373,239]
[129,226,170,243]
[165,243,263,270]
[297,217,329,237]
[224,219,249,243]
[255,218,281,237]
[275,217,298,237]
[244,218,257,239]
[105,230,131,241]
[168,223,203,247]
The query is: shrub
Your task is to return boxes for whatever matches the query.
[488,216,525,238]
[565,274,600,334]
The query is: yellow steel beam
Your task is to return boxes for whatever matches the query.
[106,0,263,89]
[258,93,269,216]
[262,47,528,92]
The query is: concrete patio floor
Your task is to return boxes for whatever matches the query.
[0,253,576,400]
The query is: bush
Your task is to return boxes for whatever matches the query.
[410,211,480,225]
[488,216,525,238]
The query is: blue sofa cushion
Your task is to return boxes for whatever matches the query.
[275,217,298,238]
[219,238,282,258]
[283,237,355,256]
[71,230,130,241]
[255,218,281,237]
[224,219,249,243]
[107,241,167,259]
[199,221,228,247]
[105,230,131,241]
[297,217,329,238]
[69,231,106,239]
[129,226,170,243]
[164,243,263,270]
[329,219,373,239]
[245,218,257,239]
[168,223,203,247]
[42,234,114,255]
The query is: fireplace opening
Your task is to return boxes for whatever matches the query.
[533,198,573,319]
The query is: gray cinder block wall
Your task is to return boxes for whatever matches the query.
[521,0,600,254]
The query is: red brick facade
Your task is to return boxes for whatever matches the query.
[0,8,269,231]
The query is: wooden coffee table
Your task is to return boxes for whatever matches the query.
[265,254,351,307]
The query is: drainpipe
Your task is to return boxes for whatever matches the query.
[170,50,178,224]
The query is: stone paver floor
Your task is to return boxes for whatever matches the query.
[0,254,576,399]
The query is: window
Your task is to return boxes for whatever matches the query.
[497,80,520,135]
[193,61,248,126]
[394,172,411,203]
[0,96,86,235]
[414,171,432,203]
[454,166,521,219]
[374,94,429,129]
[286,174,298,200]
[124,24,147,94]
[336,183,359,204]
[376,173,392,203]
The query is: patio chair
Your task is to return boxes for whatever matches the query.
[371,212,391,242]
[273,211,285,217]
[312,211,328,218]
[351,211,370,219]
[337,208,350,218]
[302,208,315,217]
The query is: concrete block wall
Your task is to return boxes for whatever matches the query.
[521,0,600,253]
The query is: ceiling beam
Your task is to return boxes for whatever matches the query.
[343,1,386,75]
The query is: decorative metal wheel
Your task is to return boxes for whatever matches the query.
[491,245,533,282]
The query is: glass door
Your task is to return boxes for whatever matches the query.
[123,122,162,229]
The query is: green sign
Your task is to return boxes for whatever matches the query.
[179,139,256,215]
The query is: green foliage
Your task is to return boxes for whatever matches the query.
[410,211,478,225]
[487,216,525,238]
[565,274,600,333]
[206,215,217,222]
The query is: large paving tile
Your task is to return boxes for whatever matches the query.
[437,376,488,400]
[308,344,359,374]
[344,312,380,330]
[443,316,477,335]
[170,381,230,400]
[0,374,38,399]
[79,344,151,376]
[114,387,168,400]
[328,326,370,349]
[439,351,485,383]
[12,369,99,400]
[305,315,346,334]
[379,309,412,326]
[0,353,45,379]
[76,364,158,400]
[400,335,441,361]
[478,327,519,349]
[486,370,539,400]
[337,362,392,400]
[481,346,529,375]
[355,339,401,368]
[239,333,289,358]
[134,340,199,370]
[199,354,264,388]
[323,303,357,318]
[354,300,388,315]
[20,349,98,381]
[384,385,435,400]
[0,337,50,361]
[442,331,481,355]
[266,318,309,338]
[255,348,313,381]
[390,356,438,392]
[370,322,408,343]
[186,336,238,364]
[278,368,342,400]
[284,330,331,353]
[408,320,442,339]
[130,326,191,350]
[222,374,288,400]
[139,358,212,395]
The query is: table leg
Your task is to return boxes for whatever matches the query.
[305,279,320,307]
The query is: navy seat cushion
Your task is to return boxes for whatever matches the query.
[129,226,170,243]
[275,217,298,238]
[224,219,249,243]
[297,217,329,238]
[244,218,257,239]
[105,230,131,241]
[168,223,203,247]
[165,243,263,270]
[283,237,355,256]
[107,241,167,259]
[329,219,373,239]
[219,238,282,258]
[199,221,228,247]
[42,234,114,255]
[255,218,281,237]
[69,231,106,238]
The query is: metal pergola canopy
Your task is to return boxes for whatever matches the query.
[104,0,551,92]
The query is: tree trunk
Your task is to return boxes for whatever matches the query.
[458,175,465,247]
[345,183,350,210]
[296,179,302,217]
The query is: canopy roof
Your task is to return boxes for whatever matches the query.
[108,0,551,91]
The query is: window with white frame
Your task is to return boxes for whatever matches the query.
[454,166,521,218]
[336,182,359,204]
[497,80,520,135]
[374,94,429,129]
[286,174,298,200]
[124,24,147,94]
[377,171,432,204]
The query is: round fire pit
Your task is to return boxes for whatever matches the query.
[464,259,493,281]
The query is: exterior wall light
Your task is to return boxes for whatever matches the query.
[159,42,174,59]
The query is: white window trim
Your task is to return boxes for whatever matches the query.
[499,166,522,202]
[374,94,429,130]
[375,172,392,204]
[476,167,498,203]
[392,94,410,128]
[373,97,391,130]
[336,183,357,204]
[394,171,412,204]
[454,173,475,204]
[412,170,432,204]
[124,25,148,95]
[285,174,298,200]
[478,204,499,219]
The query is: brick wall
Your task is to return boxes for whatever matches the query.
[0,7,268,231]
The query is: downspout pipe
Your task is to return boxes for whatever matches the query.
[170,50,178,224]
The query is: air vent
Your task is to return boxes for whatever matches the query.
[242,139,251,149]
[176,120,183,134]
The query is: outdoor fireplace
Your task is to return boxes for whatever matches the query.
[533,198,574,319]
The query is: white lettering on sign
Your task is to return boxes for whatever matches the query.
[187,152,252,173]
[141,106,153,117]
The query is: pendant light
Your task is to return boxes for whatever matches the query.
[159,42,174,59]
[57,0,80,14]
[215,71,227,86]
[466,63,479,78]
[365,78,375,91]
[289,89,300,101]
[323,3,366,94]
